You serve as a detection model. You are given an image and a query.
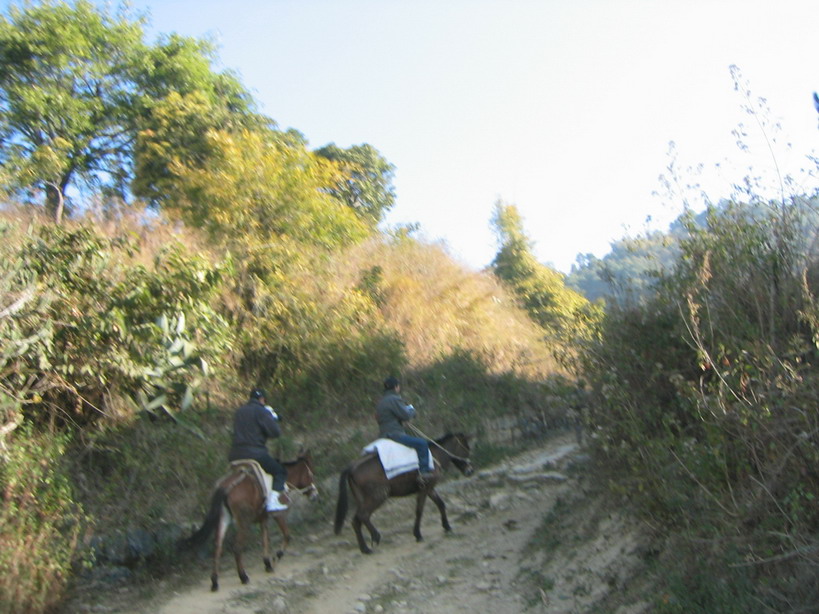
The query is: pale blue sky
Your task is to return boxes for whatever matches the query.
[5,1,819,272]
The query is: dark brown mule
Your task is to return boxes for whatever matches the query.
[334,433,473,554]
[182,451,319,591]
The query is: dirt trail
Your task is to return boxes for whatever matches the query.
[83,433,652,614]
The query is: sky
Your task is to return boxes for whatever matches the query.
[5,0,819,273]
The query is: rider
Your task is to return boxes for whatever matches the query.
[228,388,289,512]
[375,376,434,480]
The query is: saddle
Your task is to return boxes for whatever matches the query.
[223,459,273,500]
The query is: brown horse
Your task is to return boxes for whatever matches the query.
[334,433,473,554]
[181,451,319,591]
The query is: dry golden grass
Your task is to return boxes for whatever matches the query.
[325,236,559,379]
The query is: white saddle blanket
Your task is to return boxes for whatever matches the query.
[362,438,435,480]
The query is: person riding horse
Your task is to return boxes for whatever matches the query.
[228,388,289,512]
[375,376,434,481]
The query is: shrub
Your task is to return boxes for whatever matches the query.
[1,219,233,428]
[582,197,819,610]
[0,428,84,614]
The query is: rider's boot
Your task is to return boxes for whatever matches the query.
[266,489,289,512]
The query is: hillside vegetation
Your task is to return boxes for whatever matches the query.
[0,3,590,613]
[4,3,819,613]
[580,200,819,612]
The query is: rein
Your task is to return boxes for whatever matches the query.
[406,423,470,462]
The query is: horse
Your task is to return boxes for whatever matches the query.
[334,432,473,554]
[181,451,319,591]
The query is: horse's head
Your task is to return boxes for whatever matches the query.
[286,450,319,500]
[441,432,474,477]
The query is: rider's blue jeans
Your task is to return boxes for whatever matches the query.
[388,434,432,472]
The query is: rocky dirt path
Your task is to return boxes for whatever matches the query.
[87,432,653,614]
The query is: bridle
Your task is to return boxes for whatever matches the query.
[286,459,319,498]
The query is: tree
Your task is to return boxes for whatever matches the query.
[163,126,370,250]
[567,232,678,304]
[0,1,144,220]
[490,201,591,339]
[0,1,256,220]
[313,142,396,225]
[130,33,261,206]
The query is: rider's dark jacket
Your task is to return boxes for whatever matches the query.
[376,391,416,438]
[228,398,281,460]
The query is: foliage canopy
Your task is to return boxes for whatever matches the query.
[314,142,396,225]
[0,0,257,219]
[490,201,599,354]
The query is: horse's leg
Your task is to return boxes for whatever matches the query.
[352,495,385,554]
[351,506,382,554]
[273,514,290,561]
[351,514,372,554]
[261,514,274,573]
[428,488,452,533]
[413,490,428,542]
[233,515,250,585]
[347,479,376,554]
[360,512,381,548]
[211,504,231,592]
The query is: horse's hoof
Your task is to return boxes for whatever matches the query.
[276,549,285,560]
[210,575,219,592]
[264,558,273,572]
[239,572,250,585]
[415,535,424,543]
[359,541,374,554]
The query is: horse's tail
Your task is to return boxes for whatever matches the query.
[178,487,229,552]
[333,468,351,535]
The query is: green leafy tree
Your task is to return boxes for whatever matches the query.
[0,1,144,220]
[130,34,260,206]
[0,220,232,428]
[314,142,396,225]
[163,126,369,250]
[0,1,256,220]
[490,201,591,341]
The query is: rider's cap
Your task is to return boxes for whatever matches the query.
[383,376,400,390]
[249,387,267,400]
